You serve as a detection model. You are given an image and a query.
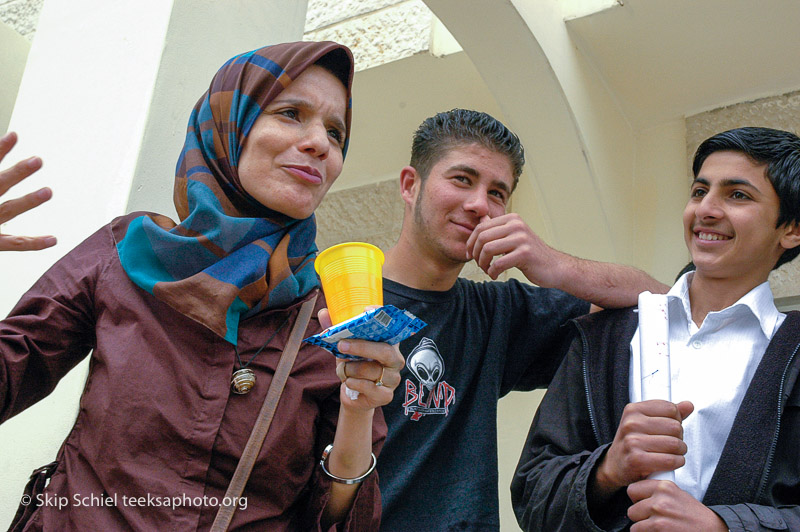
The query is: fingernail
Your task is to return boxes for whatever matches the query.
[43,236,57,246]
[36,188,52,200]
[26,156,42,168]
[338,341,350,352]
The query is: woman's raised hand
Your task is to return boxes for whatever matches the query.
[0,132,56,251]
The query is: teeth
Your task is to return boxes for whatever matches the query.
[697,232,730,241]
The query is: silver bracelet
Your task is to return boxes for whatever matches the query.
[319,444,377,485]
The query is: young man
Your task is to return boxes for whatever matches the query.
[337,109,667,530]
[512,127,800,531]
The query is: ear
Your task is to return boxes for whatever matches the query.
[399,166,421,208]
[779,221,800,251]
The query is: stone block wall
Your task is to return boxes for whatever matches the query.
[304,0,433,71]
[0,0,41,40]
[315,178,495,282]
[686,91,800,298]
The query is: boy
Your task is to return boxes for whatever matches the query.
[512,127,800,531]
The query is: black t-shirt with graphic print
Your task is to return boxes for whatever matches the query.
[379,277,590,531]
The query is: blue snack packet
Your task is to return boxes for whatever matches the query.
[304,305,427,360]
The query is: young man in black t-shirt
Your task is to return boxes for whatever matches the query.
[338,109,667,530]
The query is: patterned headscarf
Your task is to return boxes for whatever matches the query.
[113,41,354,345]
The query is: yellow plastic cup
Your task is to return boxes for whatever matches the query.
[315,242,384,325]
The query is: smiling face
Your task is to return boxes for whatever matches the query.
[683,150,797,289]
[404,143,514,265]
[237,65,347,220]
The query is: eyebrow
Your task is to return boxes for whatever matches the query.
[270,97,347,135]
[692,177,762,192]
[448,164,512,195]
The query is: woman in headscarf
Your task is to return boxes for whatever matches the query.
[1,41,402,531]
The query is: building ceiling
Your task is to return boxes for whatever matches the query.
[566,0,800,127]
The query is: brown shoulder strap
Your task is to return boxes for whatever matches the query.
[211,293,318,531]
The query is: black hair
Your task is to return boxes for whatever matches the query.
[410,109,525,191]
[692,127,800,269]
[314,48,351,89]
[675,261,696,282]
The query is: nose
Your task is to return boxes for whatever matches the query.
[298,120,330,160]
[463,188,490,217]
[695,192,724,220]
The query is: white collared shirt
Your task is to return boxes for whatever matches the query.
[629,272,786,501]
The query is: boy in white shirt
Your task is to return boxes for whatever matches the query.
[512,127,800,532]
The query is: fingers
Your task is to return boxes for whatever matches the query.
[626,479,665,504]
[627,480,683,524]
[618,402,686,439]
[336,348,403,386]
[623,400,686,423]
[465,214,492,258]
[0,133,42,196]
[0,184,57,251]
[335,360,347,382]
[338,359,397,386]
[0,132,56,251]
[626,480,727,531]
[612,440,686,476]
[0,186,52,225]
[0,131,18,165]
[317,307,332,330]
[337,365,396,408]
[338,339,403,370]
[467,213,552,281]
[0,234,57,252]
[601,401,689,489]
[467,214,525,277]
[0,155,43,195]
[676,400,694,421]
[337,342,404,408]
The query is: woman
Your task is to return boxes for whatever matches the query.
[1,41,403,530]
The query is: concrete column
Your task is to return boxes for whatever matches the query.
[126,0,309,218]
[0,1,307,525]
[0,19,29,133]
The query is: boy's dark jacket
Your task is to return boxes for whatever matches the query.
[512,308,800,532]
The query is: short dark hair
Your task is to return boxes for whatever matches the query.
[410,109,525,191]
[692,127,800,269]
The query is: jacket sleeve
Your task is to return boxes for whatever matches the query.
[511,331,630,532]
[712,503,800,531]
[501,281,591,394]
[302,387,386,531]
[0,229,105,422]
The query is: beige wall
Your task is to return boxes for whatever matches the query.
[316,177,496,284]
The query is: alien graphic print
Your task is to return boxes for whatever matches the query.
[403,337,456,421]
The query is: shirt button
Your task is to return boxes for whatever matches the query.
[692,340,702,349]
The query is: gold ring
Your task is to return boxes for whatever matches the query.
[336,362,347,382]
[375,366,385,387]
